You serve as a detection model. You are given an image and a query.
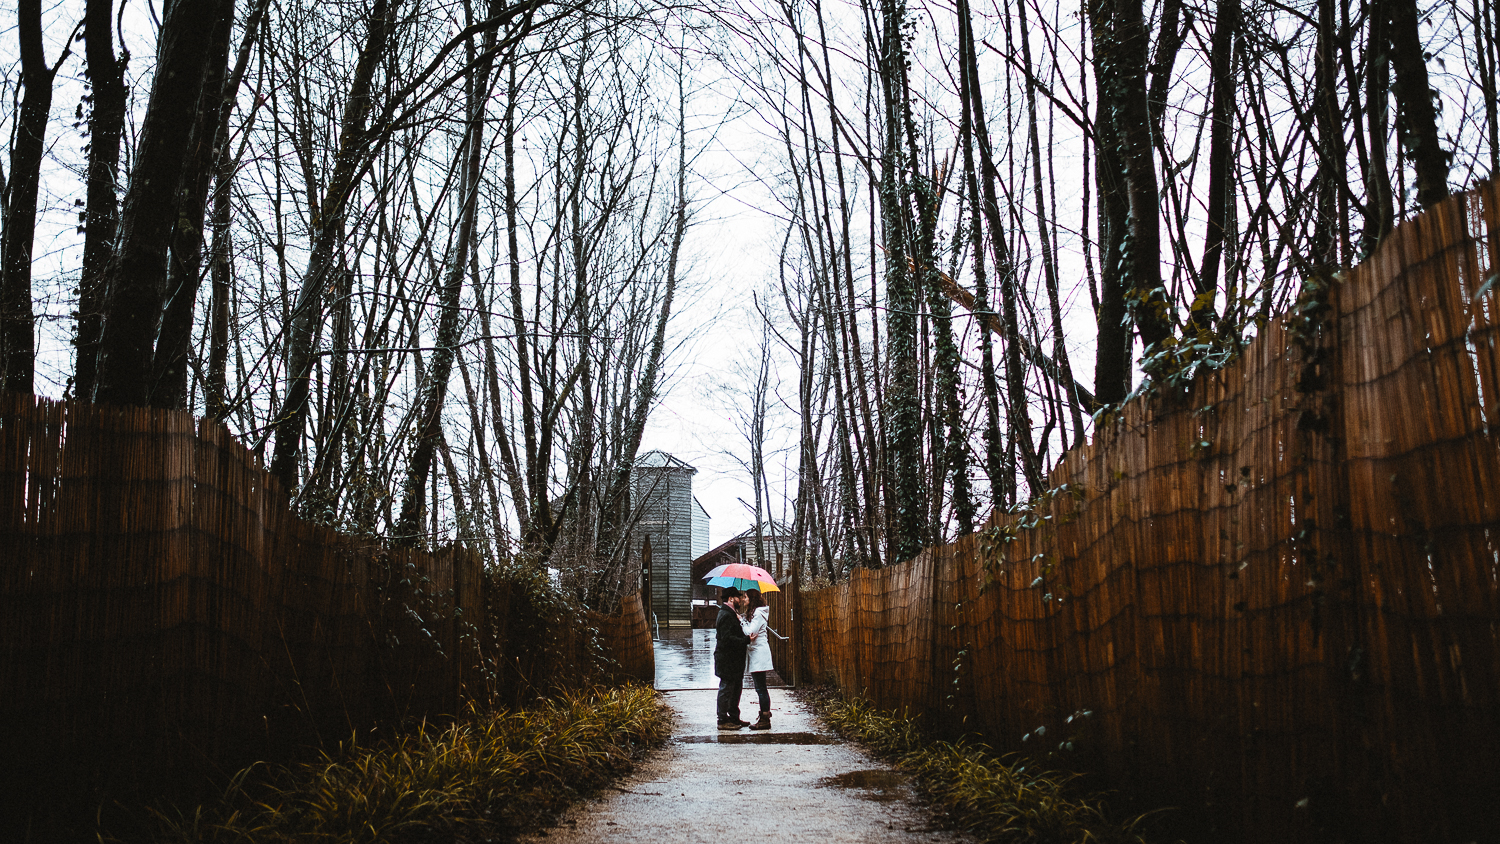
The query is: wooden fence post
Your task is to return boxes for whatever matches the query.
[640,535,653,639]
[784,551,799,688]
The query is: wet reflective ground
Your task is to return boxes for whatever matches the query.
[652,627,786,690]
[676,732,836,744]
[519,685,975,843]
[652,628,716,690]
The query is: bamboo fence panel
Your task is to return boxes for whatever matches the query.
[589,590,655,685]
[0,398,653,820]
[793,182,1500,842]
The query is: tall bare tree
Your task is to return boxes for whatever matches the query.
[1,1,72,394]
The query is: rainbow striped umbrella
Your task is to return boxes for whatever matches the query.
[703,563,780,593]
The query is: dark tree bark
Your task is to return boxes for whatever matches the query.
[495,62,537,540]
[149,6,237,408]
[75,0,129,400]
[1361,0,1396,254]
[1196,0,1240,329]
[1089,0,1172,370]
[925,268,974,536]
[1310,0,1346,269]
[205,172,233,419]
[1087,0,1133,405]
[1,1,70,394]
[874,0,925,563]
[1147,0,1189,142]
[150,0,270,409]
[892,7,966,541]
[1386,0,1450,209]
[810,0,879,565]
[1477,0,1500,178]
[784,0,870,566]
[267,0,546,494]
[92,0,235,406]
[1111,0,1172,353]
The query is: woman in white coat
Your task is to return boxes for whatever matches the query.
[741,589,775,730]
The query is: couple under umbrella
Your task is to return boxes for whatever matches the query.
[707,564,778,730]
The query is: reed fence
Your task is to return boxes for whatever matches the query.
[779,182,1500,842]
[0,395,652,831]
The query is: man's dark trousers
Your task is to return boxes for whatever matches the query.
[713,602,749,724]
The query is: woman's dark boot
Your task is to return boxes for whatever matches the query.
[750,711,771,730]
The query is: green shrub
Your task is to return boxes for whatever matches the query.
[814,693,1159,844]
[142,685,670,843]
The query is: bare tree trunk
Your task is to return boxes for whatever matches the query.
[1147,0,1188,142]
[1478,0,1500,177]
[1017,0,1089,442]
[1087,0,1133,405]
[873,0,925,564]
[75,0,128,400]
[1386,0,1451,208]
[395,6,498,544]
[1311,0,1344,269]
[92,0,234,406]
[1,1,70,394]
[149,7,237,408]
[497,61,537,540]
[957,0,1007,506]
[1105,0,1172,354]
[206,163,234,419]
[799,0,875,565]
[890,18,968,540]
[1361,0,1396,254]
[1197,0,1239,327]
[269,0,393,491]
[965,10,1044,497]
[151,0,270,409]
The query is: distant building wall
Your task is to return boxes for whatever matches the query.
[632,452,701,628]
[691,497,709,558]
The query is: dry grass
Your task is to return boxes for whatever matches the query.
[811,693,1162,844]
[138,685,671,843]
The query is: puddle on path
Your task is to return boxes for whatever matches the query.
[653,628,716,689]
[677,732,838,745]
[817,769,912,802]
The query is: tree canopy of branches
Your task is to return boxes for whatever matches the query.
[717,0,1493,578]
[0,0,710,611]
[1,0,1495,589]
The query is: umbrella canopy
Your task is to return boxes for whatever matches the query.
[703,563,779,593]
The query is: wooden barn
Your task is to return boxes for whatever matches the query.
[632,450,709,628]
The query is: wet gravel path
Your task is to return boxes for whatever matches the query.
[519,629,976,844]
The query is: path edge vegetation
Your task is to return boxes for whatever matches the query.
[804,687,1169,844]
[126,684,672,844]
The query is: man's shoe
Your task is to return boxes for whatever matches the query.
[749,711,771,730]
[718,720,745,730]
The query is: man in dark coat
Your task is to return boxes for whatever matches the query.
[714,586,751,729]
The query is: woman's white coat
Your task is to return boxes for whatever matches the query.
[742,605,774,673]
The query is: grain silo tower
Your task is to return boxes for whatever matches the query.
[632,450,707,627]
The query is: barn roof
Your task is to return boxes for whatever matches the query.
[634,449,697,471]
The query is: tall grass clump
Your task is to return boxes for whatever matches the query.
[142,684,670,843]
[812,693,1160,844]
